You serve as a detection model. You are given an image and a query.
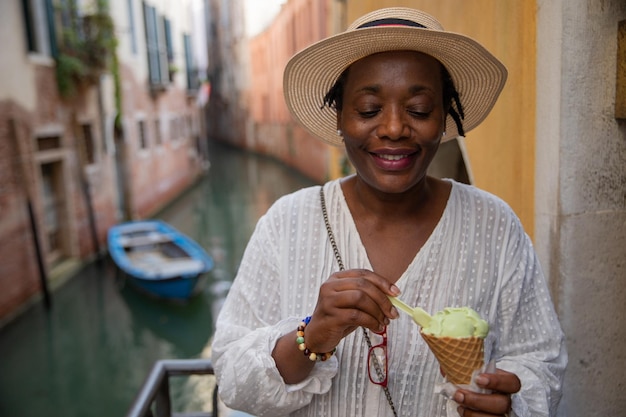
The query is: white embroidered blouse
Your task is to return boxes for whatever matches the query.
[211,179,566,417]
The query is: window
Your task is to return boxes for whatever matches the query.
[164,17,173,62]
[183,33,198,90]
[21,0,56,57]
[170,117,178,140]
[82,124,96,164]
[127,0,137,54]
[138,120,147,149]
[143,1,169,86]
[37,135,61,151]
[154,118,162,145]
[186,114,193,137]
[40,161,64,262]
[164,17,176,81]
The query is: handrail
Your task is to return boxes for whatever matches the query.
[127,358,218,417]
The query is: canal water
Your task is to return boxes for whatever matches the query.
[0,141,317,417]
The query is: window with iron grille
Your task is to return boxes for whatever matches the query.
[82,123,96,164]
[138,120,147,149]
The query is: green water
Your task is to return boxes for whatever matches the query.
[0,141,316,417]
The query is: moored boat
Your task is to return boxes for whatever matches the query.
[107,220,213,300]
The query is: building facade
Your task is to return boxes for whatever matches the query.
[0,0,208,324]
[241,0,336,183]
[204,0,247,147]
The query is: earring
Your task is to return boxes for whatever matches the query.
[337,129,343,136]
[442,131,446,137]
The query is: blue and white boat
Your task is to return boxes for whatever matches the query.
[107,220,213,300]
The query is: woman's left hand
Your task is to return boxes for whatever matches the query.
[453,369,521,416]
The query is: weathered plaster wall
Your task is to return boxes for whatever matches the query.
[536,0,626,415]
[0,0,41,112]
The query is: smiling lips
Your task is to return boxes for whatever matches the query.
[371,151,417,170]
[377,153,409,161]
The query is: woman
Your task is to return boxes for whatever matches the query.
[212,7,566,417]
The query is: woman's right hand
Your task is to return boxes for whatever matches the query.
[272,268,400,384]
[304,268,401,354]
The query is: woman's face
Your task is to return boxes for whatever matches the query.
[337,50,446,195]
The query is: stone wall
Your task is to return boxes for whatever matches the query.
[536,0,626,415]
[0,102,41,321]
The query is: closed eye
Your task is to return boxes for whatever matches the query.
[407,109,431,118]
[407,102,434,118]
[358,109,381,118]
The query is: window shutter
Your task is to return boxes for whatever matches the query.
[143,2,161,85]
[164,18,173,62]
[183,34,197,90]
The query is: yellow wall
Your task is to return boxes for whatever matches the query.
[346,1,536,236]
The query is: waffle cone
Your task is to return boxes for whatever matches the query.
[420,331,485,385]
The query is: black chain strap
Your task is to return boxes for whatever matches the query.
[320,187,398,417]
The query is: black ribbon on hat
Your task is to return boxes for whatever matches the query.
[357,18,427,29]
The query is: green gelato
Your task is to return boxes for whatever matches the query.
[421,307,489,338]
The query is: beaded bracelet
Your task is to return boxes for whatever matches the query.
[296,316,337,362]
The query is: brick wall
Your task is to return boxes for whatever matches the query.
[0,102,44,322]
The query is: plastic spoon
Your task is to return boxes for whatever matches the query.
[388,296,432,328]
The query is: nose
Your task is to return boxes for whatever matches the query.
[376,106,409,140]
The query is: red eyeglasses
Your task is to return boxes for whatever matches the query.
[367,326,388,387]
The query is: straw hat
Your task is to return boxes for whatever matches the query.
[283,7,508,146]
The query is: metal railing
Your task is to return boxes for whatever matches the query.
[127,359,218,417]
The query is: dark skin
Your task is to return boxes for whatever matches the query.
[272,51,521,416]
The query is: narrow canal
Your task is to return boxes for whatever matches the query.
[0,141,317,417]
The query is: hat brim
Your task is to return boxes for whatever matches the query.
[284,26,508,146]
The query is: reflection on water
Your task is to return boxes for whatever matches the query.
[0,141,316,417]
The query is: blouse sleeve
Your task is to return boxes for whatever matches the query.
[492,217,567,417]
[211,198,338,416]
